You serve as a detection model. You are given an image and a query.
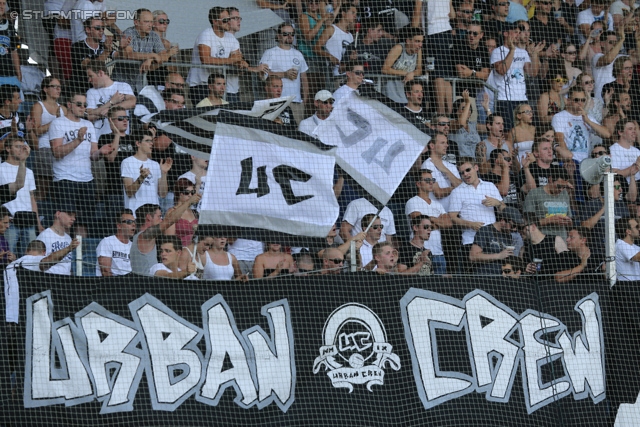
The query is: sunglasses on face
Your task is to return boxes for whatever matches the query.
[92,26,104,31]
[437,122,450,126]
[114,116,129,121]
[121,219,136,225]
[468,31,481,36]
[502,268,513,274]
[280,31,295,36]
[352,70,365,76]
[519,109,533,115]
[422,178,437,183]
[181,190,196,196]
[371,224,384,230]
[73,102,87,108]
[460,167,473,174]
[553,77,568,83]
[591,150,606,157]
[320,99,335,104]
[583,80,594,84]
[615,184,622,190]
[572,97,586,103]
[157,19,170,25]
[422,225,433,230]
[503,156,512,162]
[328,258,344,263]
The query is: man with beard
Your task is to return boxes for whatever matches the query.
[469,206,522,275]
[615,217,640,281]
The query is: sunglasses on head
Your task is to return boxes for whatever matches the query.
[157,19,170,24]
[371,224,384,230]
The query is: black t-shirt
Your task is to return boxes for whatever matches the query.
[472,224,512,275]
[529,15,566,45]
[401,106,430,128]
[0,20,18,77]
[344,38,392,75]
[554,250,603,281]
[397,239,431,276]
[517,163,552,193]
[98,134,137,196]
[453,42,490,93]
[70,40,105,94]
[480,171,519,206]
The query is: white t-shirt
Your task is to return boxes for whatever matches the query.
[298,114,323,137]
[611,0,634,16]
[426,0,452,35]
[86,81,135,138]
[227,239,263,262]
[551,110,593,162]
[0,162,35,215]
[490,46,531,101]
[591,53,622,101]
[48,116,97,182]
[96,235,132,276]
[150,263,198,280]
[333,84,356,102]
[448,180,503,245]
[342,198,396,242]
[421,157,461,211]
[610,142,640,182]
[37,228,73,275]
[121,156,162,214]
[405,195,446,255]
[359,239,374,267]
[4,254,44,323]
[49,0,72,40]
[187,28,241,93]
[260,47,309,103]
[615,239,640,281]
[576,9,614,45]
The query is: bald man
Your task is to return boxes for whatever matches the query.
[321,248,344,274]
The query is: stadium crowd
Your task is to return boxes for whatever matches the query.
[0,0,638,283]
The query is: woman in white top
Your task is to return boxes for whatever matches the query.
[507,103,536,170]
[178,231,214,280]
[204,235,246,281]
[579,73,606,124]
[30,77,65,200]
[561,44,582,88]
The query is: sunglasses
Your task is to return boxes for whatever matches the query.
[437,122,450,126]
[503,156,512,162]
[502,268,513,274]
[92,26,104,31]
[114,116,129,121]
[280,31,295,36]
[583,80,594,84]
[591,150,606,157]
[572,97,586,103]
[371,224,384,230]
[519,109,533,115]
[73,102,88,108]
[121,219,136,225]
[157,19,170,24]
[181,190,196,196]
[422,225,433,230]
[320,99,335,104]
[422,178,436,183]
[352,70,365,76]
[460,167,473,174]
[615,184,622,190]
[328,258,344,264]
[468,31,481,36]
[553,77,568,83]
[216,18,231,23]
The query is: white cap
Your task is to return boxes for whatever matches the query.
[314,90,334,102]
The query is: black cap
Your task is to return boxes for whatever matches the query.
[497,206,524,225]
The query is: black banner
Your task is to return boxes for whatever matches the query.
[3,270,638,426]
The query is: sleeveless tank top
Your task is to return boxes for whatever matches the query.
[325,25,353,76]
[298,12,323,59]
[175,217,197,247]
[130,232,157,275]
[203,250,234,280]
[38,101,63,149]
[513,130,533,166]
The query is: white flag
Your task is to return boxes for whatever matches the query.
[314,91,427,205]
[199,112,339,240]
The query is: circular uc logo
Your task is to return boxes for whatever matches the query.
[313,303,400,392]
[293,58,300,65]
